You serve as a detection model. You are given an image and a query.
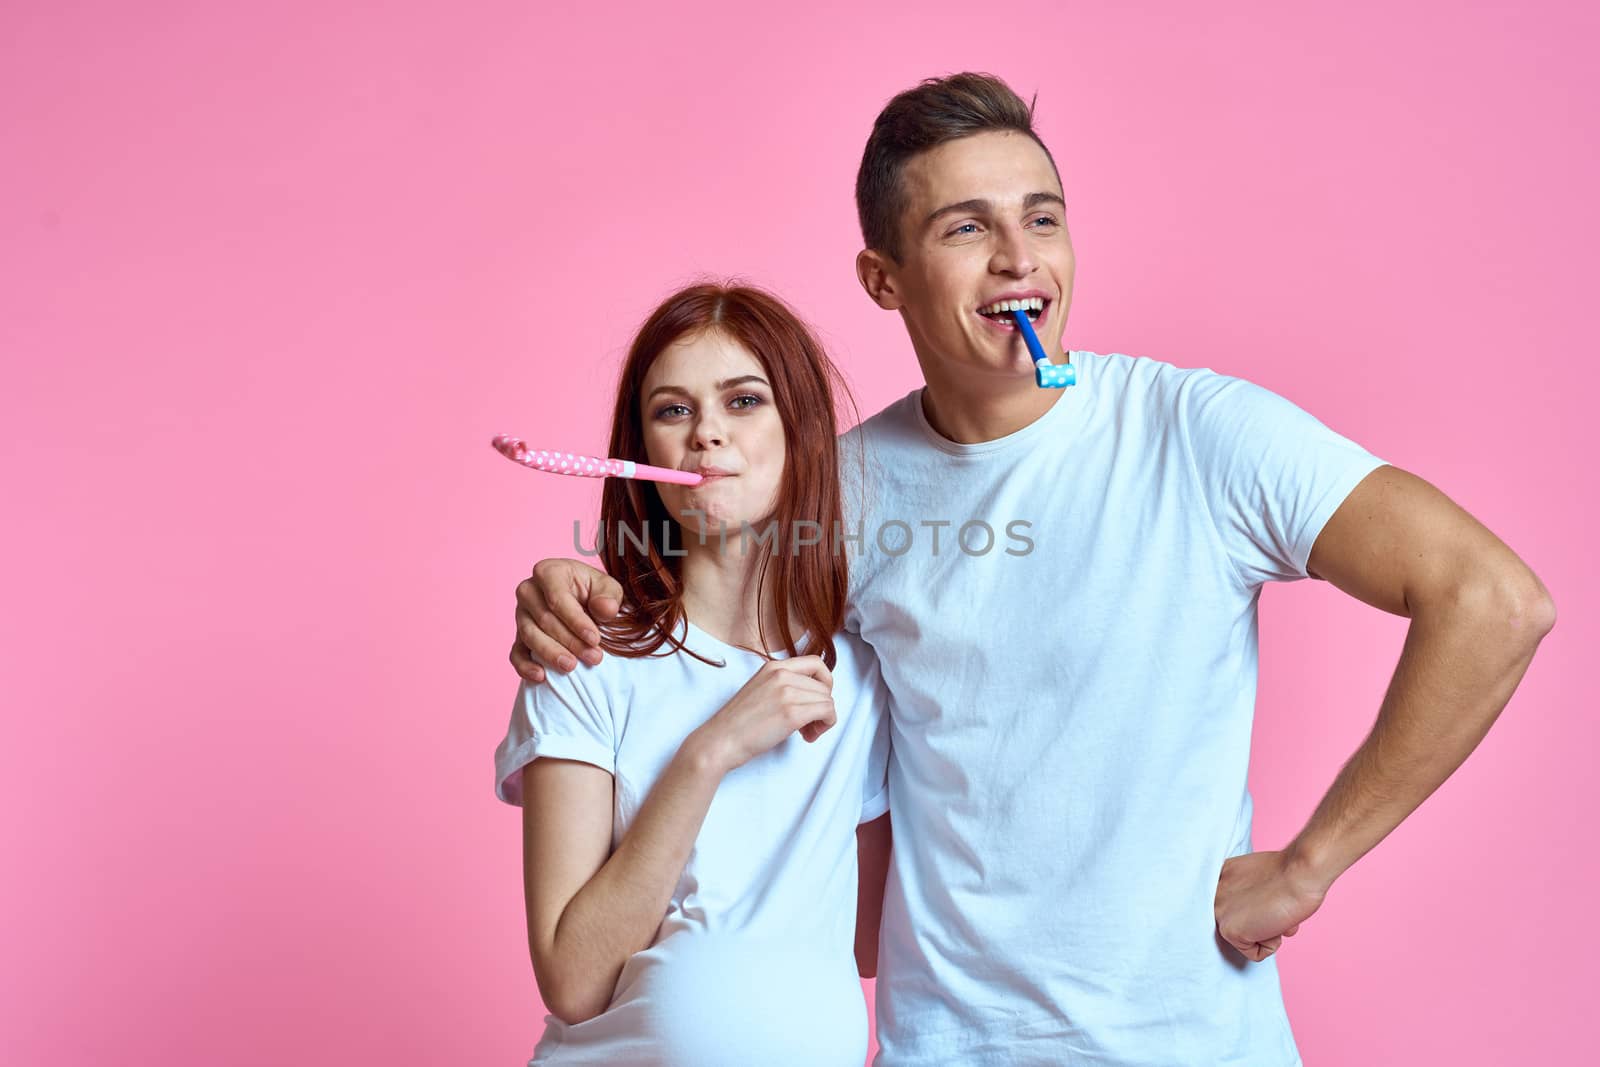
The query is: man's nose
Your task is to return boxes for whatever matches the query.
[991,221,1038,276]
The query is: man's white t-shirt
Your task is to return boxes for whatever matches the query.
[839,350,1387,1066]
[495,619,890,1066]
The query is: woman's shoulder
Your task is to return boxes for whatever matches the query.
[516,629,691,735]
[523,618,744,741]
[567,613,733,693]
[529,620,676,709]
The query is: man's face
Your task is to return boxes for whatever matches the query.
[866,130,1076,384]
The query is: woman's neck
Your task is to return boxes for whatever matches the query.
[676,534,805,653]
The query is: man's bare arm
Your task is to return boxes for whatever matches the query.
[1214,464,1556,960]
[854,814,892,978]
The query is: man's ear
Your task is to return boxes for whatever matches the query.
[856,248,904,311]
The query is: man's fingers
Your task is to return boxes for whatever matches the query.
[519,568,608,665]
[517,610,582,673]
[510,641,547,685]
[514,576,543,618]
[591,592,623,621]
[547,590,604,655]
[544,614,589,668]
[514,578,570,667]
[581,570,625,622]
[1239,936,1282,962]
[1220,926,1283,963]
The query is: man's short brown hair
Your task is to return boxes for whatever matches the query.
[855,72,1060,263]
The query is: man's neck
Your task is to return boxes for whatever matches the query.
[919,374,1067,444]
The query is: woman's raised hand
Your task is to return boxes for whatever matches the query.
[692,657,837,773]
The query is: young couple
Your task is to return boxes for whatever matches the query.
[494,72,1555,1066]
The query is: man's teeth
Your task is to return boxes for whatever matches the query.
[978,297,1045,317]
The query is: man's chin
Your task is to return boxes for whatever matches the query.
[971,326,1046,362]
[911,335,1041,385]
[959,346,1040,377]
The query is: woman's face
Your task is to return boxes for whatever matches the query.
[639,329,787,541]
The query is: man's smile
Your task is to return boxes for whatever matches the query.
[973,294,1052,336]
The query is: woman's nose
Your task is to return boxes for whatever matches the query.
[691,417,726,450]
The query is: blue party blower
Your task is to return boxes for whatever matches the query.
[1011,308,1076,388]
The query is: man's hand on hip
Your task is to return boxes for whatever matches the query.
[1213,850,1328,962]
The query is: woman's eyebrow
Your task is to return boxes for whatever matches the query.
[646,375,769,401]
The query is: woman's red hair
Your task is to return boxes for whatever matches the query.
[594,281,859,669]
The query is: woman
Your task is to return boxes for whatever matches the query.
[494,282,892,1066]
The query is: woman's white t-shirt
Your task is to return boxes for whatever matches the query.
[494,619,891,1067]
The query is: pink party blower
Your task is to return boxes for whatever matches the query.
[491,434,704,486]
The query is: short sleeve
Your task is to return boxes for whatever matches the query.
[1179,370,1388,589]
[837,427,871,636]
[493,666,618,807]
[858,659,891,825]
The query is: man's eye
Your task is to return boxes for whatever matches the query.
[950,223,980,236]
[1030,215,1059,228]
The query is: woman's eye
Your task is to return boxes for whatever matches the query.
[656,404,690,419]
[730,394,763,410]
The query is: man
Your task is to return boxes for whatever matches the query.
[506,73,1554,1065]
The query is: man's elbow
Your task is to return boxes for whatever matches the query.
[544,995,604,1028]
[531,949,611,1026]
[1498,562,1557,645]
[536,974,610,1027]
[1520,584,1557,642]
[1440,564,1556,648]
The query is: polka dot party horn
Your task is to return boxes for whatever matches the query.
[490,434,704,486]
[1011,307,1076,389]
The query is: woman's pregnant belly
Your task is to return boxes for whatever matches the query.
[532,930,867,1067]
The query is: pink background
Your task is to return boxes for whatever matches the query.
[3,1,1592,1063]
